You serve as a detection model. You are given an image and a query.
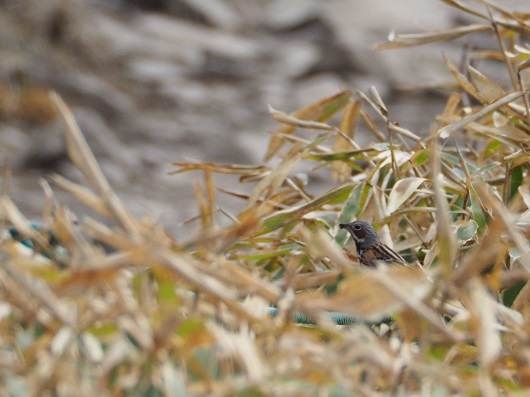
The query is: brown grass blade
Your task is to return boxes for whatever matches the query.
[374,24,491,50]
[435,91,525,139]
[50,174,112,216]
[268,106,335,131]
[50,92,138,236]
[430,139,457,276]
[264,90,351,160]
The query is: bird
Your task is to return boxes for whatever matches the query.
[339,220,411,268]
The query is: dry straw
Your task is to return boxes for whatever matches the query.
[2,1,530,395]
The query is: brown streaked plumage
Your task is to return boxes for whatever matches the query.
[339,220,410,267]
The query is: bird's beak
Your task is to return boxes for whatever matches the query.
[339,223,348,229]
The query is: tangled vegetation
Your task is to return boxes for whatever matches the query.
[2,1,530,395]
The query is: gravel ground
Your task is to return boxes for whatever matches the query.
[0,0,520,237]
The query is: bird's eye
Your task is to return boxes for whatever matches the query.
[354,224,362,231]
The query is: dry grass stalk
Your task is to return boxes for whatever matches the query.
[2,1,530,395]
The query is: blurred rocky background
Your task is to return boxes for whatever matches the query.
[0,0,524,236]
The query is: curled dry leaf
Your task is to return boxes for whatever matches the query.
[268,106,335,131]
[374,24,491,50]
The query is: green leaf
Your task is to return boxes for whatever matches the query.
[470,195,487,235]
[456,220,478,242]
[412,149,429,166]
[138,384,164,397]
[256,184,355,236]
[88,323,119,337]
[318,92,352,121]
[304,131,335,150]
[441,152,479,174]
[477,161,501,174]
[335,183,366,245]
[236,388,265,397]
[484,139,502,158]
[306,154,364,172]
[509,165,523,202]
[503,281,526,307]
[449,207,469,217]
[158,281,177,302]
[178,319,206,338]
[238,243,301,261]
[509,244,530,260]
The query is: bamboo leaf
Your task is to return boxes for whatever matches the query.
[255,184,355,236]
[265,91,352,160]
[436,91,525,139]
[387,178,426,214]
[375,24,491,50]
